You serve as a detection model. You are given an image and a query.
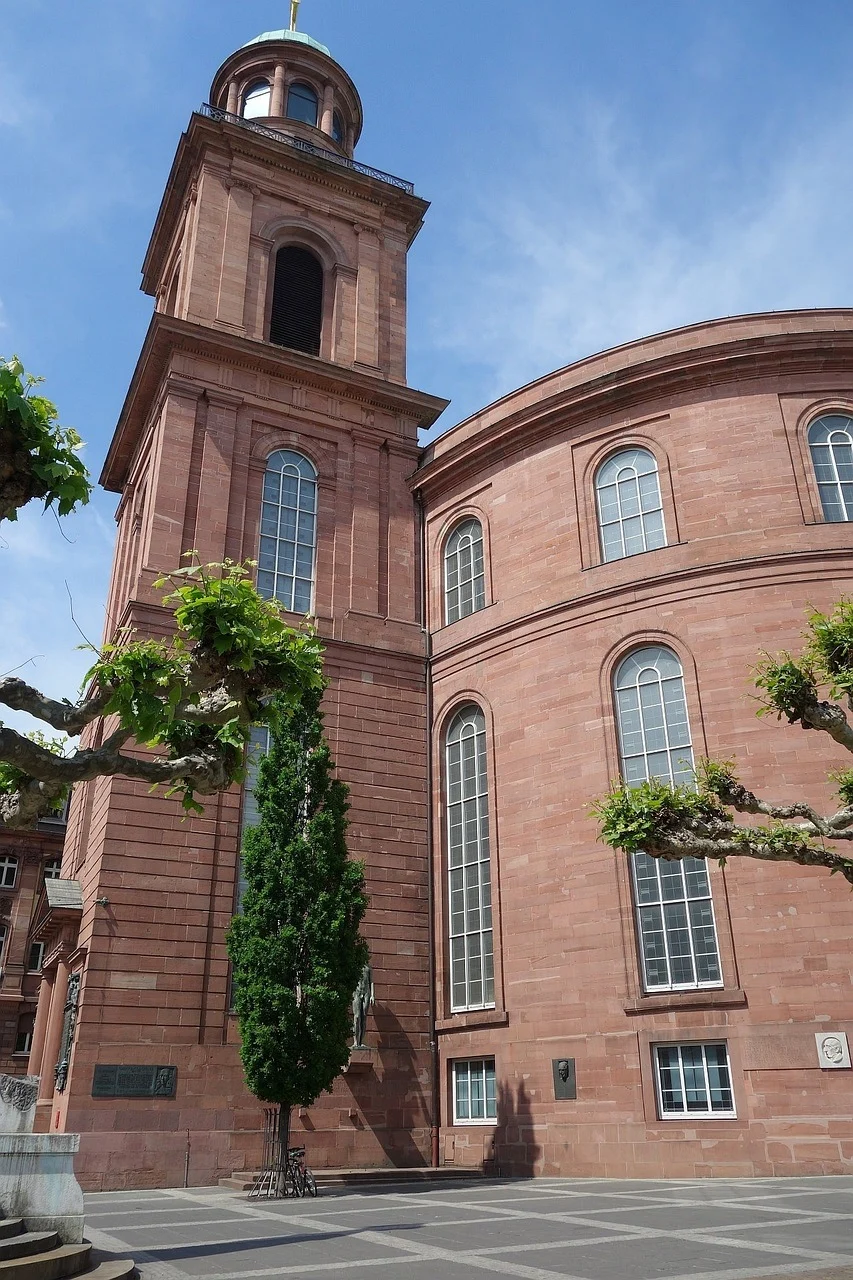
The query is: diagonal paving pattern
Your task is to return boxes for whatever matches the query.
[83,1176,853,1280]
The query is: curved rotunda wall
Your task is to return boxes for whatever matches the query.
[418,310,853,1178]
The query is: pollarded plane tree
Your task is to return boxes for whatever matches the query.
[596,601,853,887]
[0,357,324,829]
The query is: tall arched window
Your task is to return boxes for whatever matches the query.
[243,79,271,119]
[286,82,319,126]
[332,111,344,145]
[808,414,853,522]
[445,707,494,1012]
[444,519,485,624]
[269,246,324,355]
[595,448,666,563]
[613,646,722,992]
[257,450,317,614]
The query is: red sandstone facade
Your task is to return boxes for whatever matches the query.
[418,313,853,1178]
[0,819,64,1077]
[25,26,853,1186]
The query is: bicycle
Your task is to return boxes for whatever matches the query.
[287,1145,318,1197]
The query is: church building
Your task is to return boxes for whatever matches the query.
[23,20,853,1188]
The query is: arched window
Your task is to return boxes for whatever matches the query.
[444,519,486,624]
[243,79,271,119]
[269,246,324,356]
[613,647,722,992]
[286,82,319,126]
[257,450,317,614]
[332,111,344,145]
[445,707,494,1012]
[595,448,666,563]
[808,414,853,522]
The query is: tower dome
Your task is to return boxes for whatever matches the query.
[209,23,362,156]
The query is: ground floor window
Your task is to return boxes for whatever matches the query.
[453,1058,497,1123]
[654,1042,735,1118]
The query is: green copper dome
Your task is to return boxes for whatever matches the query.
[242,29,331,56]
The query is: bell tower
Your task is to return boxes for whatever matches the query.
[41,20,447,1188]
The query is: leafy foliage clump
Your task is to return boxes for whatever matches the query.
[594,778,724,856]
[596,599,853,888]
[0,356,91,522]
[0,558,324,825]
[227,687,369,1106]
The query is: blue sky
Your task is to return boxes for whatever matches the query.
[3,0,853,726]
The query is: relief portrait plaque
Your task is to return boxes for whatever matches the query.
[552,1057,577,1100]
[92,1064,177,1098]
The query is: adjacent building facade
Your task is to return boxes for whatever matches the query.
[25,25,853,1187]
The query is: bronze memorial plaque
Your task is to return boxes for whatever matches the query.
[552,1057,577,1100]
[92,1064,177,1099]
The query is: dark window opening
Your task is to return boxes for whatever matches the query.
[14,1014,34,1056]
[269,246,324,356]
[286,82,318,126]
[332,111,344,145]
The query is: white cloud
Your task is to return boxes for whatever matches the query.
[424,101,853,418]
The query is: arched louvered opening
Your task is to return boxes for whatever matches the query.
[269,246,324,355]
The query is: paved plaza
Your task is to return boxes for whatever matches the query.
[83,1176,853,1280]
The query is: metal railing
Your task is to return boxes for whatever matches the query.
[200,104,415,195]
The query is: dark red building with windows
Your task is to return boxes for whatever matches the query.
[26,22,853,1187]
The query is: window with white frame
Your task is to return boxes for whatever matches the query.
[808,414,853,522]
[0,856,18,889]
[0,924,7,968]
[446,707,494,1012]
[44,857,62,880]
[596,448,667,563]
[444,519,486,624]
[614,646,723,992]
[27,942,45,973]
[243,79,271,119]
[654,1042,735,1118]
[257,450,317,614]
[453,1058,497,1123]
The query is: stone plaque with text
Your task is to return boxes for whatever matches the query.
[92,1064,177,1099]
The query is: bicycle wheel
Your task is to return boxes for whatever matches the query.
[284,1165,302,1198]
[303,1168,318,1197]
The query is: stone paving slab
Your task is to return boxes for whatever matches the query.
[81,1176,853,1280]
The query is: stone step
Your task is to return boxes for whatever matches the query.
[0,1229,22,1244]
[0,1243,92,1280]
[81,1262,135,1280]
[221,1165,485,1192]
[0,1237,59,1264]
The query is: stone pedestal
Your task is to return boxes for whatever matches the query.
[0,1134,83,1243]
[0,1075,84,1244]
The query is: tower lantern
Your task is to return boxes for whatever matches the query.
[210,24,362,156]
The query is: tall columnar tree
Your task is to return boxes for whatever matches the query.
[0,358,324,826]
[226,686,369,1155]
[596,600,853,887]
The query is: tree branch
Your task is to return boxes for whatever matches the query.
[0,677,111,735]
[643,812,853,885]
[798,695,853,753]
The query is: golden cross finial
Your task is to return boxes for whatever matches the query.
[289,0,301,30]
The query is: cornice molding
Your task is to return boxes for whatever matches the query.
[430,544,853,677]
[101,313,448,491]
[415,317,853,500]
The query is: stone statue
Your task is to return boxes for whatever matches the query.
[351,962,374,1048]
